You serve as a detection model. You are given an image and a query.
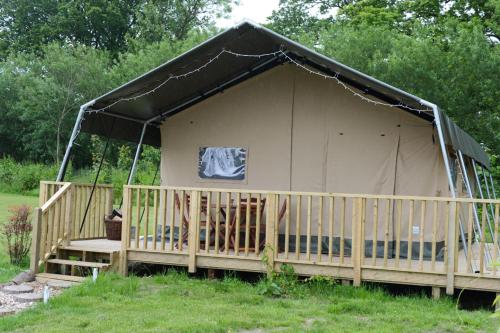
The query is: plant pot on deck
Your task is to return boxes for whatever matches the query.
[104,215,122,240]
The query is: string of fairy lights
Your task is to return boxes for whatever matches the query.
[83,48,432,117]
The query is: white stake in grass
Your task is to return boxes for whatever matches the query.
[43,285,50,304]
[92,268,98,283]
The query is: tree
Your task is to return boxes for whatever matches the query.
[0,0,140,58]
[0,43,111,163]
[131,0,235,44]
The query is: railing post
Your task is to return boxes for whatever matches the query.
[352,198,363,287]
[120,186,131,276]
[63,184,73,246]
[265,193,277,277]
[30,208,43,274]
[188,190,200,273]
[446,201,457,295]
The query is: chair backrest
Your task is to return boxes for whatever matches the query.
[175,192,210,224]
[277,199,287,222]
[174,192,190,224]
[239,196,267,218]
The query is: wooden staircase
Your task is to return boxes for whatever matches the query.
[36,244,120,283]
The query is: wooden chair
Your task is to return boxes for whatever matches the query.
[174,192,226,249]
[228,196,267,252]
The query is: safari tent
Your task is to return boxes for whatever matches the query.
[34,21,498,293]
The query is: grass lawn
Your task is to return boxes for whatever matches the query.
[0,272,497,333]
[0,192,38,282]
[0,192,497,332]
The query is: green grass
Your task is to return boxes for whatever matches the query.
[0,192,497,332]
[0,192,38,282]
[0,272,496,333]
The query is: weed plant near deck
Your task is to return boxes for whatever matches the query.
[0,272,496,333]
[0,193,38,282]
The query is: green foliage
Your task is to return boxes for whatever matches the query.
[2,205,32,265]
[0,0,236,58]
[0,193,38,282]
[0,0,140,57]
[258,263,301,297]
[0,158,58,195]
[131,0,235,43]
[0,0,498,192]
[117,145,133,171]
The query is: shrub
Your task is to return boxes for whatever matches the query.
[3,205,32,265]
[0,157,58,194]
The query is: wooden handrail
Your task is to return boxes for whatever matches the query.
[40,182,72,211]
[124,185,500,204]
[41,180,113,188]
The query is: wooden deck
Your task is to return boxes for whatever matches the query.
[60,237,500,293]
[31,182,500,296]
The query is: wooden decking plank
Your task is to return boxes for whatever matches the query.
[36,273,86,283]
[47,259,110,268]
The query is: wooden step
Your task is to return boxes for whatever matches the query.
[47,259,110,269]
[36,273,85,283]
[58,244,117,254]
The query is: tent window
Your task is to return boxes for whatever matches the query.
[198,147,247,181]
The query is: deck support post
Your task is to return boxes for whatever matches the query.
[188,190,200,273]
[352,198,363,287]
[30,208,43,274]
[446,201,457,295]
[265,193,277,277]
[432,287,441,300]
[120,187,131,276]
[63,184,73,246]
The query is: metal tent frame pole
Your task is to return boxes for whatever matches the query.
[458,150,492,264]
[56,101,95,181]
[488,172,497,199]
[420,100,469,269]
[127,122,148,185]
[471,159,495,244]
[481,166,496,219]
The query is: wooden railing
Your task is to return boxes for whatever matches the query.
[69,183,113,240]
[121,185,500,292]
[31,182,73,273]
[40,181,113,240]
[31,181,114,273]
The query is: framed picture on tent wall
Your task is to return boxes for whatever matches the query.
[198,146,247,181]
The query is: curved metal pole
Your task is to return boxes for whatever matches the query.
[420,100,470,269]
[57,101,95,181]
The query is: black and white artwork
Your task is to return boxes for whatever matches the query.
[198,147,247,180]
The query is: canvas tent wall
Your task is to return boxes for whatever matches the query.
[160,64,451,258]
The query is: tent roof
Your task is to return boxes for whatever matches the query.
[80,21,490,169]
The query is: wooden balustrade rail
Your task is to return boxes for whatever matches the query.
[31,182,72,273]
[121,185,500,292]
[31,181,114,273]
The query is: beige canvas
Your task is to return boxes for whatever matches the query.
[160,64,450,246]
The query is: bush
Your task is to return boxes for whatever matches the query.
[3,205,32,265]
[258,263,301,297]
[0,157,58,195]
